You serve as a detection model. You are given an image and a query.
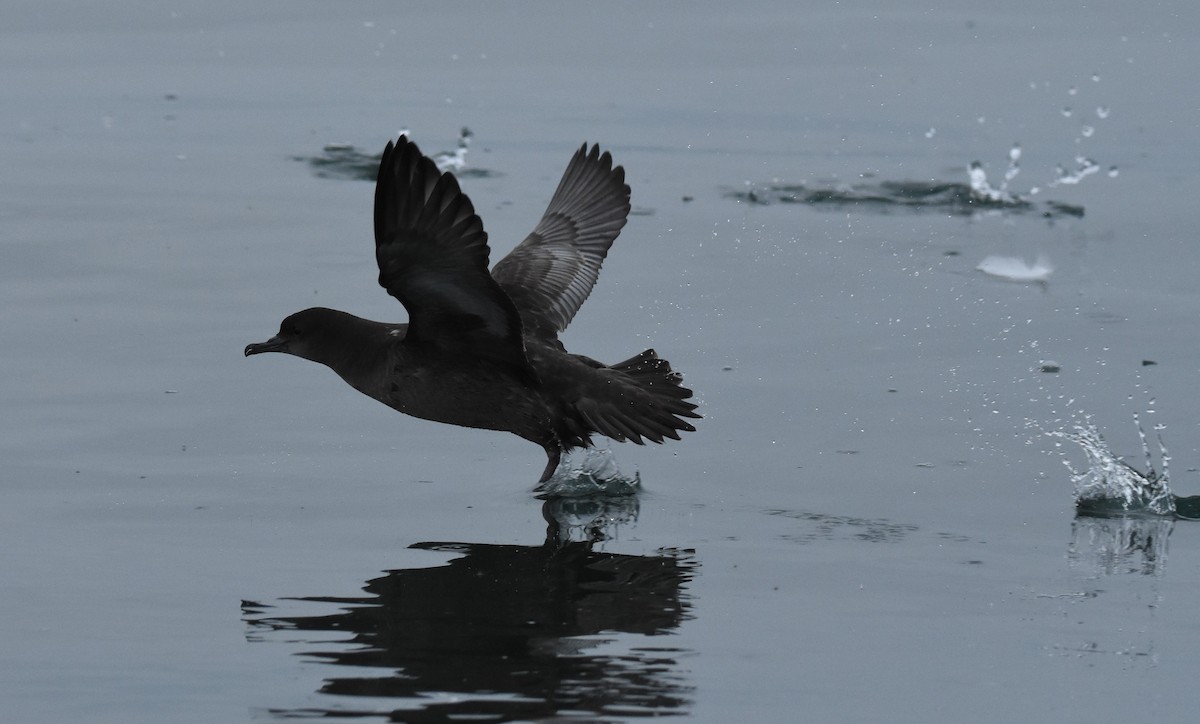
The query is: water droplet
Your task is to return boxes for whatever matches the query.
[1061,106,1073,118]
[1068,85,1078,96]
[1107,166,1119,178]
[1091,72,1100,82]
[925,127,936,138]
[1096,106,1110,119]
[1081,125,1095,137]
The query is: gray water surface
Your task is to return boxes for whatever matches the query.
[4,2,1200,722]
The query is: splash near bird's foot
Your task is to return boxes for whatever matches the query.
[534,448,641,498]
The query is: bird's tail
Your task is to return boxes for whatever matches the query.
[582,349,701,445]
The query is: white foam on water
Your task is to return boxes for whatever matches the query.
[976,255,1054,282]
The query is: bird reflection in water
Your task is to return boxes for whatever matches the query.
[1068,513,1174,578]
[244,497,697,721]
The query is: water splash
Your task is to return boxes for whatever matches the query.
[966,162,1004,201]
[968,143,1023,204]
[534,447,641,498]
[432,126,473,172]
[1004,143,1022,184]
[724,173,1088,218]
[295,127,492,181]
[1043,416,1175,516]
[736,72,1113,216]
[1049,156,1101,187]
[728,139,1087,218]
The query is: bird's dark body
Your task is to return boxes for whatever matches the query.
[246,135,698,482]
[337,316,557,446]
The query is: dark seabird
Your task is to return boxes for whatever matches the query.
[245,135,700,482]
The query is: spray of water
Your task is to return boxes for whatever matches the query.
[534,447,642,498]
[967,143,1023,204]
[1042,415,1174,516]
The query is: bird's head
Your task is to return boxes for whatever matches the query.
[244,307,349,364]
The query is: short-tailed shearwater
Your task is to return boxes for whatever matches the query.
[245,135,699,482]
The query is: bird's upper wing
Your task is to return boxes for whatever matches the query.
[490,143,630,339]
[374,136,533,379]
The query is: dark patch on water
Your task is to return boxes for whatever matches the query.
[293,144,381,181]
[764,508,919,544]
[725,179,1085,219]
[295,141,498,181]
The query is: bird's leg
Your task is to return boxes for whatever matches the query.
[539,447,562,483]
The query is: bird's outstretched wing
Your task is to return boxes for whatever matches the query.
[491,143,630,339]
[374,136,533,380]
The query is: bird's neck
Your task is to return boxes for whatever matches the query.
[306,313,404,391]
